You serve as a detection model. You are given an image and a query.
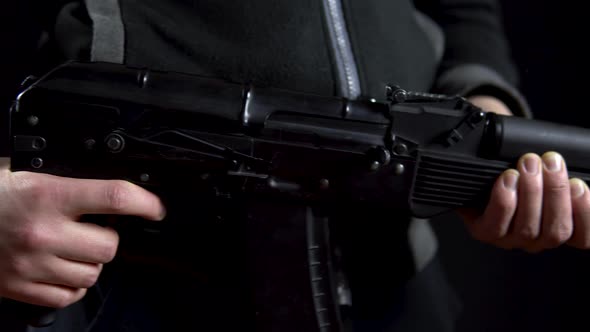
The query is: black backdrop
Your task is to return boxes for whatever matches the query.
[435,2,590,331]
[1,1,590,331]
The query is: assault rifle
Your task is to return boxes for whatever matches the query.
[6,61,590,331]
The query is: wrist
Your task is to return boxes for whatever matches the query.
[467,95,513,116]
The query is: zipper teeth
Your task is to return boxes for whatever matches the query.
[323,0,361,99]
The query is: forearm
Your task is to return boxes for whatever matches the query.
[414,0,518,82]
[414,0,530,117]
[467,95,513,116]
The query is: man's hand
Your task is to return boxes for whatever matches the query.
[0,164,166,308]
[460,96,590,252]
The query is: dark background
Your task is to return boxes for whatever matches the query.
[433,2,590,332]
[1,1,590,332]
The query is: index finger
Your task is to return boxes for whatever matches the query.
[56,178,166,221]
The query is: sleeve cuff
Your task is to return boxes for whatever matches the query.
[433,64,533,119]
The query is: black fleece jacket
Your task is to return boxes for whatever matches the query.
[2,1,529,331]
[29,0,528,115]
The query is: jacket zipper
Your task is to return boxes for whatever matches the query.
[322,0,362,99]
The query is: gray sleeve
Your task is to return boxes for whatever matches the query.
[433,63,533,119]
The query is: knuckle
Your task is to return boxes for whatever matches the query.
[51,291,77,309]
[74,288,88,303]
[7,255,32,277]
[49,180,72,208]
[14,226,50,251]
[18,175,50,204]
[546,180,570,195]
[79,267,101,288]
[543,227,572,247]
[557,222,574,241]
[487,226,506,241]
[494,197,515,216]
[515,225,539,242]
[104,181,134,212]
[96,241,118,263]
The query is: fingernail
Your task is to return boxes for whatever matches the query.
[502,170,519,190]
[159,206,167,220]
[522,154,539,175]
[570,179,586,198]
[542,152,562,172]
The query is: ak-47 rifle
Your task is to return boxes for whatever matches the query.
[6,61,590,331]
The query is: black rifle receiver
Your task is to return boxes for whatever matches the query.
[10,61,590,215]
[7,61,590,330]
